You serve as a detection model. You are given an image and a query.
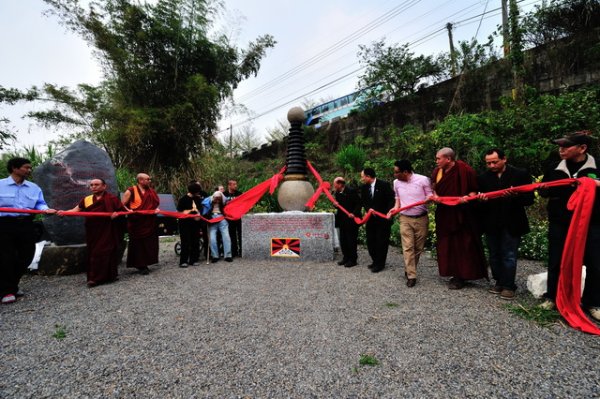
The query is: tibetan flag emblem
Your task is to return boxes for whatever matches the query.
[271,238,300,257]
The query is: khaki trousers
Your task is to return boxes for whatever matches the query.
[399,214,429,279]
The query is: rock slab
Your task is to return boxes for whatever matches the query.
[34,140,118,245]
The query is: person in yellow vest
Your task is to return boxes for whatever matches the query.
[59,178,125,287]
[122,173,160,275]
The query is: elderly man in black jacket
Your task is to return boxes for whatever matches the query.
[360,168,395,273]
[333,177,362,268]
[477,148,534,300]
[538,131,600,321]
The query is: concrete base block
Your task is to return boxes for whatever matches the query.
[242,212,335,262]
[37,242,126,276]
[38,244,88,276]
[527,266,586,298]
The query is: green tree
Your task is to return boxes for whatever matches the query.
[521,0,600,46]
[230,124,261,154]
[451,37,500,74]
[357,40,445,100]
[4,0,275,175]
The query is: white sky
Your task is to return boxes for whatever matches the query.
[0,0,543,151]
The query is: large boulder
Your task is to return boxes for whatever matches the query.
[34,140,118,245]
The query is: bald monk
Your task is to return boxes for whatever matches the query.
[430,147,487,289]
[122,173,160,275]
[59,178,125,287]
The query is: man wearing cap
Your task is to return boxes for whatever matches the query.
[539,130,600,321]
[0,158,56,304]
[333,177,361,267]
[477,149,534,300]
[387,160,432,287]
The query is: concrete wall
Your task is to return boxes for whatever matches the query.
[244,32,600,160]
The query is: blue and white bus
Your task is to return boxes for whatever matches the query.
[304,88,387,128]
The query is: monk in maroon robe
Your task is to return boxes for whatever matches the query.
[431,148,487,289]
[122,173,160,274]
[59,179,125,287]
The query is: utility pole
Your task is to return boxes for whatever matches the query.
[229,124,233,158]
[446,22,458,77]
[509,0,524,103]
[501,0,510,57]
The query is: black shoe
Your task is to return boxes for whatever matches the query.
[367,263,375,270]
[224,257,233,262]
[406,278,416,287]
[211,258,220,263]
[344,261,357,268]
[371,266,384,273]
[337,259,349,266]
[139,267,150,275]
[448,277,465,290]
[179,263,189,268]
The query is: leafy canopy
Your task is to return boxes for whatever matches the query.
[358,40,445,100]
[8,0,275,173]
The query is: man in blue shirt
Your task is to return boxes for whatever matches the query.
[0,157,56,304]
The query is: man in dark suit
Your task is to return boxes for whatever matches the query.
[333,177,362,267]
[360,168,395,273]
[477,148,534,300]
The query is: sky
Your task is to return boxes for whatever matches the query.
[0,0,544,151]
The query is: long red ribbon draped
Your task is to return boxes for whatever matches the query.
[555,178,600,335]
[0,168,287,225]
[3,163,598,334]
[223,166,286,220]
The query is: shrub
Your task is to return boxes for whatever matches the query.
[335,144,367,174]
[519,219,549,261]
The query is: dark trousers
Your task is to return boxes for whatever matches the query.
[547,222,600,307]
[179,220,201,265]
[339,222,359,263]
[365,219,391,268]
[0,217,36,297]
[228,219,242,257]
[486,229,521,291]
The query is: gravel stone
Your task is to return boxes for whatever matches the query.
[1,238,599,398]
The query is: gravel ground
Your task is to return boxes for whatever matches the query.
[1,237,599,398]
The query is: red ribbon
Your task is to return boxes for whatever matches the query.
[555,177,600,334]
[303,163,599,335]
[4,164,599,335]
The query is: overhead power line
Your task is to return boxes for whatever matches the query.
[221,0,542,134]
[236,0,423,103]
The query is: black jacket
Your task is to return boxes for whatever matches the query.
[477,164,534,236]
[334,186,362,227]
[360,179,395,223]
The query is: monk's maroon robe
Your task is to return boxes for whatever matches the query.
[432,160,487,280]
[78,192,125,284]
[125,186,160,269]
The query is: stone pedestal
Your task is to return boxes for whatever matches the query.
[242,212,335,262]
[36,242,126,276]
[37,244,88,276]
